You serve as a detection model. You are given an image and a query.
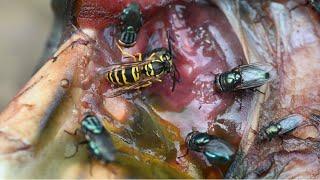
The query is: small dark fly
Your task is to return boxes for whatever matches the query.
[100,32,180,97]
[179,131,235,165]
[118,2,143,47]
[214,63,274,92]
[258,114,304,142]
[65,115,116,164]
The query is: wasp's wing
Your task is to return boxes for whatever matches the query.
[203,138,235,165]
[235,63,276,90]
[97,60,152,76]
[103,76,159,98]
[278,114,304,135]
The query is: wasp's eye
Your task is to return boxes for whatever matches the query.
[166,54,172,60]
[162,54,169,61]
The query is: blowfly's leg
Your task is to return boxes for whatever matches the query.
[177,148,189,159]
[89,157,93,176]
[65,140,88,158]
[253,88,265,95]
[64,129,80,136]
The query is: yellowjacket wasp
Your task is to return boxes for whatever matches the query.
[100,32,180,97]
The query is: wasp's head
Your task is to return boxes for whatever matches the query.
[158,49,173,73]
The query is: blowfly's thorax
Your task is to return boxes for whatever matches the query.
[219,70,242,91]
[187,132,211,152]
[265,124,281,136]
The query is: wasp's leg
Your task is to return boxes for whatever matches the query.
[65,140,88,158]
[116,43,136,61]
[134,52,142,62]
[138,81,153,88]
[116,43,142,62]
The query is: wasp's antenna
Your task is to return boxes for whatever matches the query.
[171,63,181,92]
[167,29,181,92]
[172,73,176,92]
[166,30,173,54]
[173,63,181,82]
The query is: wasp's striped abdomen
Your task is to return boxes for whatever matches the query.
[105,66,140,86]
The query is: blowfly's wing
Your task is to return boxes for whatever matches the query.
[92,128,117,162]
[203,138,235,165]
[236,63,275,90]
[278,114,304,135]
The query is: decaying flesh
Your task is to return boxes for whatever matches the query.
[0,0,319,178]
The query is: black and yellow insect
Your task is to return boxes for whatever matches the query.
[101,34,179,97]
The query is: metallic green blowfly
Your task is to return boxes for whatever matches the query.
[214,63,274,92]
[118,2,143,47]
[258,114,304,141]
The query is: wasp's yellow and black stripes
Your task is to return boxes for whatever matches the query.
[105,66,140,86]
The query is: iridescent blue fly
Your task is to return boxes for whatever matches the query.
[118,3,143,47]
[66,115,116,163]
[180,131,235,165]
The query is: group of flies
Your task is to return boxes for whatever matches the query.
[64,2,313,174]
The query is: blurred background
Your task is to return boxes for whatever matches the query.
[0,1,53,110]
